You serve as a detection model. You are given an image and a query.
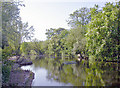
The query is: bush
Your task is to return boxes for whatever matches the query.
[2,46,13,60]
[2,60,13,83]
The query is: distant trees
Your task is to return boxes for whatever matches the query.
[45,28,69,57]
[42,7,91,58]
[30,39,44,55]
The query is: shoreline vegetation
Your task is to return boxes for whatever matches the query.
[2,56,34,86]
[1,1,120,86]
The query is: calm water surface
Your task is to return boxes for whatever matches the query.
[21,62,72,86]
[21,57,120,86]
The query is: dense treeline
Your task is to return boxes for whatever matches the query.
[2,1,120,61]
[21,2,120,62]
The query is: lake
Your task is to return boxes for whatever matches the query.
[21,57,120,86]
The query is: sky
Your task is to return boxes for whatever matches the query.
[20,0,119,41]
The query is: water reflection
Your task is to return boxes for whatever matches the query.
[21,57,120,86]
[21,63,72,86]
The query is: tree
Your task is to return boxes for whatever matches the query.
[65,26,87,57]
[86,2,120,61]
[67,7,91,28]
[46,28,68,57]
[2,1,34,55]
[66,7,90,57]
[31,39,44,55]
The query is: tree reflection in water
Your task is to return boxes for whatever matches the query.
[32,57,120,86]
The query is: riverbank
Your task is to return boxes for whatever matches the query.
[3,56,34,87]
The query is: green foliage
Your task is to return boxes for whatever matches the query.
[2,65,11,83]
[46,28,69,57]
[43,1,120,62]
[1,0,119,68]
[20,42,30,55]
[31,39,45,55]
[2,60,13,83]
[2,1,34,55]
[30,50,37,55]
[2,46,14,60]
[86,2,120,61]
[65,7,90,57]
[65,26,87,56]
[43,2,120,61]
[2,1,34,85]
[67,7,91,28]
[42,40,49,54]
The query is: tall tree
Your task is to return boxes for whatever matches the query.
[2,1,34,55]
[86,2,120,61]
[67,7,91,28]
[66,7,90,57]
